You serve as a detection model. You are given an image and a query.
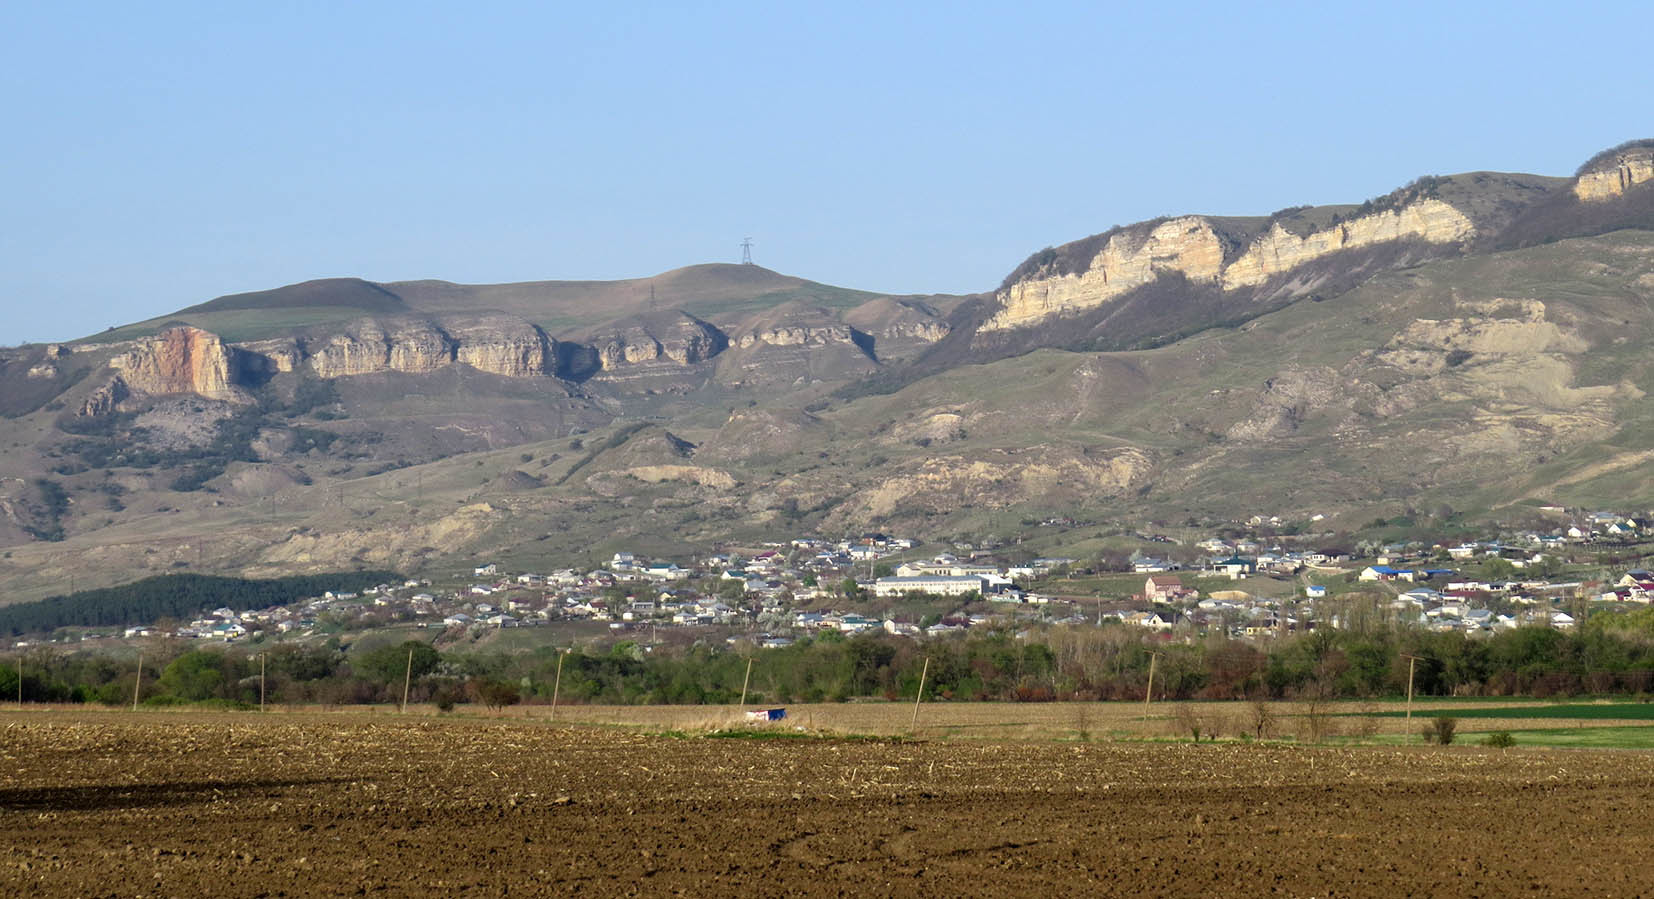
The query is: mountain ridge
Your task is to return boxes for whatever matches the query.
[4,139,1654,600]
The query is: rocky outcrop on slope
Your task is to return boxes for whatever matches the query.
[1574,145,1654,201]
[590,313,726,369]
[985,199,1477,332]
[985,217,1227,331]
[110,326,249,402]
[713,305,879,388]
[304,318,455,378]
[446,316,555,377]
[842,297,952,362]
[277,315,557,379]
[76,377,130,417]
[1221,200,1474,288]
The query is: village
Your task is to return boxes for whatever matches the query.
[34,509,1654,653]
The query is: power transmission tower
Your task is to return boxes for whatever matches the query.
[740,237,753,265]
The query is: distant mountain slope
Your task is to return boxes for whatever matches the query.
[5,138,1654,600]
[179,277,409,315]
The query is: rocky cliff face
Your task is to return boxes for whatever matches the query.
[984,216,1227,331]
[986,199,1478,332]
[1221,200,1474,288]
[446,316,555,377]
[279,315,559,379]
[304,318,454,377]
[591,314,726,369]
[76,377,129,417]
[110,326,248,402]
[1574,147,1654,201]
[734,323,862,349]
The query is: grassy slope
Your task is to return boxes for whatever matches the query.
[9,231,1654,597]
[793,229,1654,532]
[73,264,898,345]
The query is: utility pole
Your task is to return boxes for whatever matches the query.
[738,656,754,711]
[1402,654,1421,728]
[399,648,412,714]
[550,651,566,722]
[910,657,930,734]
[740,237,754,265]
[1142,651,1162,721]
[259,653,267,712]
[131,653,142,711]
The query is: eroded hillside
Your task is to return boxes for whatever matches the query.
[4,142,1654,599]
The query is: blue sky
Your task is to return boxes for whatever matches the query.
[1,1,1645,343]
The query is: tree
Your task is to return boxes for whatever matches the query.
[1247,696,1275,740]
[470,677,520,712]
[157,650,227,701]
[355,641,440,685]
[718,578,747,601]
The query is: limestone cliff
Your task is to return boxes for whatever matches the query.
[237,338,302,374]
[734,322,861,349]
[589,314,726,369]
[276,315,559,379]
[986,199,1476,332]
[304,318,454,378]
[842,297,951,363]
[984,217,1227,331]
[77,377,129,417]
[110,326,248,402]
[445,316,555,377]
[1574,146,1654,201]
[1221,200,1474,288]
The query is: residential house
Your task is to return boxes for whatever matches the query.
[1144,575,1187,602]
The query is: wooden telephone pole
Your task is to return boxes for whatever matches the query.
[399,648,413,714]
[131,653,142,711]
[1402,654,1422,728]
[910,658,930,733]
[550,651,566,722]
[738,656,754,711]
[1142,651,1162,721]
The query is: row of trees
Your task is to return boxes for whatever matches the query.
[9,611,1654,708]
[0,571,400,636]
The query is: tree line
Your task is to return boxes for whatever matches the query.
[0,571,400,637]
[9,611,1654,708]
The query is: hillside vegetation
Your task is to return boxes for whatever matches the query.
[3,140,1654,597]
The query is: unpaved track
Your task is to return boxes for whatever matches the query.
[2,711,1651,897]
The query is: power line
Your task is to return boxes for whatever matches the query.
[740,237,753,265]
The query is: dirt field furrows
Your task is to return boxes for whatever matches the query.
[3,711,1653,897]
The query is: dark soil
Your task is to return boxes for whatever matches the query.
[1,711,1649,897]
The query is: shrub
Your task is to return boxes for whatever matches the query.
[432,683,462,712]
[471,677,520,712]
[1483,731,1516,749]
[1431,716,1458,745]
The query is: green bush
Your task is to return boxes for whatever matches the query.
[1483,731,1516,749]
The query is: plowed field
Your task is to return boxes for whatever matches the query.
[3,710,1653,896]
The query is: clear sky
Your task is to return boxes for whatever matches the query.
[1,1,1646,344]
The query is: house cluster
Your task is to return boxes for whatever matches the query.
[42,507,1654,651]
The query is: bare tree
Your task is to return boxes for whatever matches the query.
[1247,696,1275,740]
[1174,704,1209,741]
